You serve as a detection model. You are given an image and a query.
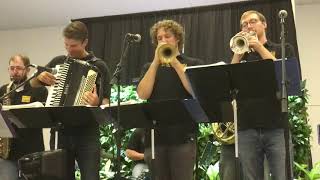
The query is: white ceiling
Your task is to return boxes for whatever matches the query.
[0,0,248,30]
[1,0,318,30]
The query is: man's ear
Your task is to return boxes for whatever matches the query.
[82,38,88,47]
[26,67,30,73]
[176,39,180,49]
[262,21,267,29]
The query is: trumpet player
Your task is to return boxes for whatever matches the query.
[137,19,202,180]
[231,11,277,64]
[227,10,295,180]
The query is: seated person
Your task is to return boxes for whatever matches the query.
[125,128,148,179]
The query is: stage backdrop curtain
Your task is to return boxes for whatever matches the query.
[76,0,299,84]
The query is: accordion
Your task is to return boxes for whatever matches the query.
[45,59,98,107]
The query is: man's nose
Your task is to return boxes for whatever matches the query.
[159,39,165,43]
[247,23,254,29]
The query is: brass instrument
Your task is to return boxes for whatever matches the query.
[157,43,177,66]
[230,31,257,54]
[0,138,11,159]
[212,122,234,144]
[0,82,13,159]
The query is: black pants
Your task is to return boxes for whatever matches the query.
[50,132,100,180]
[144,139,196,180]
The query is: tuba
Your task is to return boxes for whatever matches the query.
[230,31,257,54]
[212,122,234,144]
[157,43,177,66]
[212,102,235,144]
[0,82,13,159]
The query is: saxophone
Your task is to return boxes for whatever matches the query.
[0,82,13,159]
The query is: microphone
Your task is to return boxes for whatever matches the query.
[278,10,288,19]
[126,33,141,42]
[29,64,57,74]
[73,59,92,67]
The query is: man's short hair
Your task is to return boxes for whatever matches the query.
[63,21,88,42]
[150,19,185,51]
[9,54,30,66]
[240,10,267,29]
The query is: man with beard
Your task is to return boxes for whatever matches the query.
[0,54,47,180]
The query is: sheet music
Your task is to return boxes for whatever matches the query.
[100,100,142,109]
[1,101,44,111]
[186,61,227,70]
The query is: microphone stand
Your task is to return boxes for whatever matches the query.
[110,34,135,180]
[0,71,40,102]
[280,14,292,180]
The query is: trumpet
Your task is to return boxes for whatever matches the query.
[230,31,256,54]
[157,43,177,66]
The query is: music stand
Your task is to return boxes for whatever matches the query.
[2,106,109,128]
[0,106,16,138]
[1,106,110,180]
[106,99,210,180]
[275,57,301,179]
[274,57,301,96]
[186,59,282,180]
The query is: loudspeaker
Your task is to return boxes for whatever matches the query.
[18,149,67,180]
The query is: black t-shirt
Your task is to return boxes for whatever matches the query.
[139,54,203,146]
[238,41,295,130]
[126,128,145,164]
[0,82,48,160]
[242,41,295,62]
[46,52,111,136]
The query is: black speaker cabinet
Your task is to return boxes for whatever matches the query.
[18,149,67,180]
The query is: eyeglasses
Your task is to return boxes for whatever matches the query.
[241,18,260,29]
[8,66,26,71]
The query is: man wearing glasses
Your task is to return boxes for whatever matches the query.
[220,10,294,180]
[231,10,286,63]
[0,54,47,180]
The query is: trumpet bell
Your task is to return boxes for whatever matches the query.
[230,35,250,54]
[157,43,176,66]
[230,31,256,54]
